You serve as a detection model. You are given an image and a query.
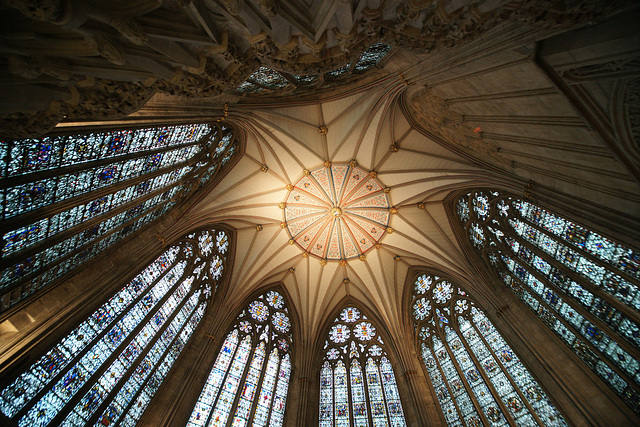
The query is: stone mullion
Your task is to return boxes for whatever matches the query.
[427,334,478,427]
[1,157,197,234]
[12,253,185,420]
[2,138,205,189]
[503,267,640,396]
[85,269,203,426]
[224,336,260,427]
[453,322,519,427]
[204,331,244,427]
[0,177,187,270]
[512,208,640,290]
[496,236,640,361]
[44,255,196,427]
[260,349,284,426]
[3,199,174,300]
[466,317,548,427]
[495,217,640,327]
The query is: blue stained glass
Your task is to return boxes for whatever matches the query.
[1,228,228,427]
[2,124,237,313]
[269,353,291,427]
[412,273,569,426]
[187,290,292,427]
[4,125,210,178]
[458,190,640,414]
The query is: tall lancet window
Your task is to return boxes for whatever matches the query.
[0,226,231,427]
[411,273,567,426]
[187,289,293,427]
[456,190,640,414]
[0,123,237,312]
[319,306,407,427]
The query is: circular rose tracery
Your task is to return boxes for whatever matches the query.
[284,164,391,260]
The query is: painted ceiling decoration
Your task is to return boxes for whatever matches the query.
[284,163,391,261]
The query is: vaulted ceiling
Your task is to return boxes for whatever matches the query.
[178,75,502,341]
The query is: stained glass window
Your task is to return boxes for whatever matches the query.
[187,289,293,427]
[0,123,238,313]
[235,44,391,95]
[319,306,407,427]
[411,273,567,426]
[0,227,231,427]
[456,190,640,414]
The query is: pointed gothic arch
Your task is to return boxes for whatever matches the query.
[407,269,568,426]
[0,225,233,427]
[316,299,408,427]
[448,188,640,417]
[185,284,296,427]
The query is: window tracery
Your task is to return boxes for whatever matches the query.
[319,305,406,427]
[236,43,391,96]
[0,124,238,312]
[0,227,230,427]
[411,273,567,426]
[456,190,640,414]
[187,289,293,427]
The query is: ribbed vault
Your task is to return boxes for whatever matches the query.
[180,75,494,341]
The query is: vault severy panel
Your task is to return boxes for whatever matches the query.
[284,163,391,260]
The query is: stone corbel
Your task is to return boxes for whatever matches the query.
[93,35,127,65]
[111,17,149,46]
[5,0,72,23]
[222,0,244,16]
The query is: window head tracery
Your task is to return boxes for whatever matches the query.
[0,226,231,427]
[456,189,640,414]
[187,289,293,427]
[319,305,406,427]
[0,123,238,313]
[411,273,567,426]
[236,43,391,96]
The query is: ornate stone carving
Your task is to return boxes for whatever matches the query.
[258,0,278,17]
[5,0,68,22]
[111,18,148,46]
[410,87,506,159]
[564,57,640,82]
[94,35,126,66]
[222,0,244,16]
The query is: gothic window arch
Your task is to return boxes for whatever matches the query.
[0,226,232,427]
[236,43,391,95]
[0,123,238,312]
[411,272,567,426]
[455,189,640,414]
[319,305,407,427]
[187,288,293,427]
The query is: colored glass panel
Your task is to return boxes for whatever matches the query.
[456,190,640,414]
[411,272,568,426]
[321,306,407,426]
[187,290,292,427]
[1,124,237,313]
[0,227,230,427]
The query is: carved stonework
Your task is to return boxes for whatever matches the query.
[0,0,630,137]
[564,57,640,82]
[5,0,68,22]
[409,87,508,164]
[111,18,149,46]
